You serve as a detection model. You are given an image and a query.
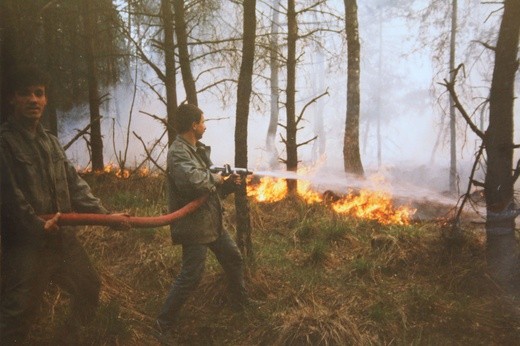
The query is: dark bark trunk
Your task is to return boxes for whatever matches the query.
[285,0,298,194]
[234,0,256,260]
[484,0,520,291]
[161,0,178,146]
[343,0,363,176]
[173,0,197,106]
[83,0,104,171]
[42,16,58,136]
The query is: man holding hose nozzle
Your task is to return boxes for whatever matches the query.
[155,103,254,341]
[0,65,128,344]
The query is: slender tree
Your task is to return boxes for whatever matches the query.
[82,0,104,171]
[173,0,198,105]
[284,0,298,194]
[234,0,256,259]
[266,0,281,169]
[343,0,364,176]
[448,0,458,193]
[161,0,178,145]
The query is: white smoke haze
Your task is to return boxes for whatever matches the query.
[58,0,519,207]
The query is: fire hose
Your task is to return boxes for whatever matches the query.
[39,195,208,228]
[39,165,251,228]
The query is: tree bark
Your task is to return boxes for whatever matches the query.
[82,0,104,171]
[266,0,281,169]
[234,0,256,259]
[343,0,364,176]
[161,0,178,146]
[173,0,197,106]
[484,0,520,291]
[285,0,298,194]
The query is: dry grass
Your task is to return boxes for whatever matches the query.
[24,173,520,345]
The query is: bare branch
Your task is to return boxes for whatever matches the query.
[453,144,485,228]
[296,89,329,125]
[513,159,520,184]
[139,111,169,128]
[296,135,318,148]
[197,78,237,94]
[440,65,485,139]
[133,131,166,175]
[473,40,496,51]
[142,80,167,106]
[63,117,101,151]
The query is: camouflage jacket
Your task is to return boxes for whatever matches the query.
[1,120,108,246]
[167,136,230,245]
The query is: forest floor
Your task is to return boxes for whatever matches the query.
[27,173,520,345]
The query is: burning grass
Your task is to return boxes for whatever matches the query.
[25,173,520,345]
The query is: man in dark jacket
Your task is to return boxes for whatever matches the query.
[156,103,250,337]
[0,65,122,343]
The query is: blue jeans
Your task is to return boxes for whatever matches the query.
[158,231,246,326]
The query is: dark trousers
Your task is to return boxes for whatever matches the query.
[0,232,101,344]
[158,231,246,326]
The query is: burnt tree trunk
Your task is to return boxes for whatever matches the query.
[161,0,178,145]
[234,0,256,259]
[484,0,520,291]
[343,0,363,176]
[285,0,298,194]
[173,0,197,106]
[82,0,104,171]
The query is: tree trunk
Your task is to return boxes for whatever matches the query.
[266,0,281,169]
[484,0,520,291]
[82,0,104,171]
[234,0,256,260]
[161,0,178,146]
[173,0,197,106]
[343,0,363,176]
[285,0,298,194]
[449,0,458,193]
[42,16,58,136]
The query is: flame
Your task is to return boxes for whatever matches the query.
[331,190,414,225]
[247,173,415,225]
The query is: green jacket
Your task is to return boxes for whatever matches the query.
[1,120,108,246]
[167,136,228,245]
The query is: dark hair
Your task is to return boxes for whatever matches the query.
[5,65,51,96]
[175,103,203,133]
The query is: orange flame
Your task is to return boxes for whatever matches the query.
[247,174,415,225]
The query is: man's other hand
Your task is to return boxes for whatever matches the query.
[110,213,132,231]
[44,212,61,232]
